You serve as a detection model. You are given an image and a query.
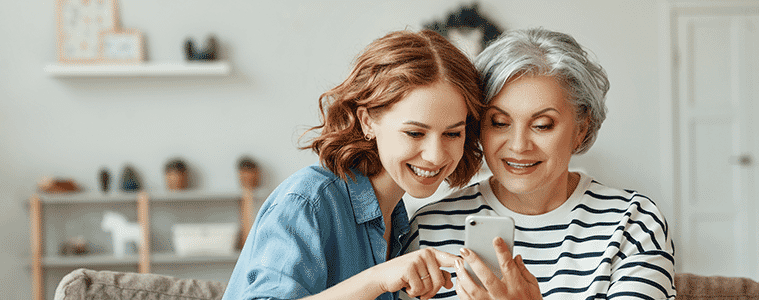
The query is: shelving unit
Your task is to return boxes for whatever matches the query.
[28,189,257,300]
[43,61,231,78]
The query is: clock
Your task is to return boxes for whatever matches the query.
[56,0,117,63]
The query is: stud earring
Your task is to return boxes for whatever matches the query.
[364,134,374,141]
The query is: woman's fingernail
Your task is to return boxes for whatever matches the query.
[459,248,470,257]
[454,259,461,270]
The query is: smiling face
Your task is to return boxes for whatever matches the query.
[359,80,468,199]
[482,75,586,205]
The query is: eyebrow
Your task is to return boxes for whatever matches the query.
[486,106,560,118]
[403,120,467,129]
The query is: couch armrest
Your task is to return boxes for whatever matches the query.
[675,273,759,300]
[54,268,227,300]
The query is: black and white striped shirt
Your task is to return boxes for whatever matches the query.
[402,173,676,299]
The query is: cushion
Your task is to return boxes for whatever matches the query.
[54,268,227,300]
[675,273,759,300]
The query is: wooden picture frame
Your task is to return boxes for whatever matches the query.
[99,29,144,63]
[56,0,118,63]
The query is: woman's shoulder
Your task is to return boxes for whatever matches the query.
[579,173,665,217]
[268,164,351,205]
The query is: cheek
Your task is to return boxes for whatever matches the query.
[480,130,502,154]
[377,135,413,164]
[543,132,576,160]
[450,138,466,161]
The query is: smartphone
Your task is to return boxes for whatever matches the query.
[463,215,515,285]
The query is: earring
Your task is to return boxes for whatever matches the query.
[364,134,374,141]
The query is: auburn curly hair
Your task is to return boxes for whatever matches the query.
[301,29,484,188]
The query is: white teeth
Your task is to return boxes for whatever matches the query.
[409,165,441,178]
[506,161,539,169]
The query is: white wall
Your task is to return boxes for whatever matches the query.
[0,1,672,298]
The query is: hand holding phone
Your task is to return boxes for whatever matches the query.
[463,215,515,285]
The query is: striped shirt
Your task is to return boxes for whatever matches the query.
[402,173,676,299]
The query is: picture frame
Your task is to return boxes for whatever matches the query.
[99,29,144,63]
[56,0,118,63]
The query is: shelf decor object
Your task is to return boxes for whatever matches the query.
[101,211,143,259]
[172,223,238,256]
[186,35,219,61]
[56,0,118,63]
[423,3,502,59]
[99,28,144,63]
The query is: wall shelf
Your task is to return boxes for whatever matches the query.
[43,254,140,268]
[41,252,241,268]
[35,191,245,204]
[43,61,231,78]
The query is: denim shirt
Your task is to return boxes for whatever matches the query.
[222,164,410,300]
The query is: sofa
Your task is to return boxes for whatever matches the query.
[54,268,759,300]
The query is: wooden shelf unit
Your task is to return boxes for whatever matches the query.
[29,189,257,300]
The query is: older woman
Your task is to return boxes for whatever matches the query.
[404,28,676,299]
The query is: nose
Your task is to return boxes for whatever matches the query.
[421,136,448,165]
[507,127,532,153]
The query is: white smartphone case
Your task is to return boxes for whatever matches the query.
[463,215,515,284]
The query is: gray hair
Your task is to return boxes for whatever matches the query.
[474,27,609,154]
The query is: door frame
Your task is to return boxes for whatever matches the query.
[659,0,759,274]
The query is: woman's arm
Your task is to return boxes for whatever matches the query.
[605,197,676,299]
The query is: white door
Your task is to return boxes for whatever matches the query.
[675,10,759,280]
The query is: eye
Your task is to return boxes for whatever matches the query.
[489,117,510,129]
[404,131,424,138]
[444,131,462,139]
[533,124,553,131]
[491,121,509,128]
[532,119,554,131]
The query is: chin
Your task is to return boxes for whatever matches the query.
[496,175,537,194]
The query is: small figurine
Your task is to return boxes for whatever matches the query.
[37,177,81,193]
[59,235,90,256]
[185,35,218,61]
[238,157,260,190]
[120,165,141,192]
[101,211,142,258]
[99,167,110,193]
[165,158,189,190]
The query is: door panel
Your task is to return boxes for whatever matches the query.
[677,13,758,280]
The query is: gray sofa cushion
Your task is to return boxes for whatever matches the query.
[54,268,227,300]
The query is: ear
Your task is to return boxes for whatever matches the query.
[356,106,374,138]
[573,117,590,152]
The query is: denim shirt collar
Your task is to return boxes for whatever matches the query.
[345,170,410,237]
[346,171,383,224]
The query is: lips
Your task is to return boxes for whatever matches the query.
[502,159,541,174]
[408,164,442,178]
[505,160,541,169]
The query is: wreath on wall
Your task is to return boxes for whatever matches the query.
[424,3,503,58]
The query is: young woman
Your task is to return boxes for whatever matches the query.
[405,28,676,299]
[222,29,483,300]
